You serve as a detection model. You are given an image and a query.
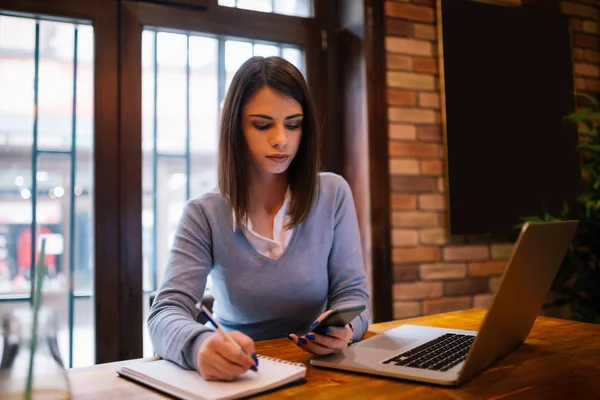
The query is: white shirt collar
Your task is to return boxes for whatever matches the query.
[231,187,292,232]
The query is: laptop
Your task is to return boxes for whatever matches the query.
[310,220,578,386]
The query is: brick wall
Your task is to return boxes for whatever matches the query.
[384,0,600,319]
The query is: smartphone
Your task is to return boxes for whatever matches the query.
[310,305,366,334]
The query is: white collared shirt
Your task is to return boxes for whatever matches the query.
[232,189,294,260]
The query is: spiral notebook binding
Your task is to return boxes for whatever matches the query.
[257,354,305,368]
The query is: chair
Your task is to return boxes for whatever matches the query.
[148,292,215,324]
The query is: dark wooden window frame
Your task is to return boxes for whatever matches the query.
[0,0,124,362]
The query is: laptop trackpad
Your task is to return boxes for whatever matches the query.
[360,335,419,351]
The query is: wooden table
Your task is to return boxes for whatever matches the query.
[68,308,600,399]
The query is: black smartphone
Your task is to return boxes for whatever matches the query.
[310,305,366,334]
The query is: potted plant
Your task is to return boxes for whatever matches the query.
[520,92,600,324]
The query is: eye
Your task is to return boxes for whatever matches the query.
[285,120,302,130]
[252,122,271,131]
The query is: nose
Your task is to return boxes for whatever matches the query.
[270,123,288,148]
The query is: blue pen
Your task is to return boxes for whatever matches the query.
[195,303,258,372]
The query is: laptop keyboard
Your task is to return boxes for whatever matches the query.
[382,333,475,372]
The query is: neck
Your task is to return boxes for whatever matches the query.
[247,168,289,214]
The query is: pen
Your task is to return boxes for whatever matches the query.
[195,303,259,372]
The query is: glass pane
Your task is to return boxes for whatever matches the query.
[237,0,272,12]
[274,0,312,17]
[282,47,303,73]
[189,36,218,199]
[38,21,75,151]
[225,40,252,93]
[0,16,95,369]
[156,32,187,154]
[219,0,313,17]
[253,43,279,57]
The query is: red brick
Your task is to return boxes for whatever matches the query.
[473,294,494,309]
[576,77,587,90]
[388,71,436,90]
[443,245,489,261]
[582,20,599,34]
[391,176,438,192]
[390,159,420,175]
[490,244,513,259]
[413,0,434,5]
[561,2,599,19]
[417,125,442,142]
[389,141,438,158]
[389,107,437,123]
[585,49,600,64]
[393,281,443,300]
[422,296,471,315]
[490,277,502,292]
[575,63,600,77]
[393,264,420,282]
[393,301,421,319]
[444,278,489,295]
[420,263,466,280]
[386,18,413,36]
[418,92,440,109]
[392,211,438,227]
[587,79,600,92]
[413,57,438,74]
[438,177,445,192]
[418,193,445,210]
[385,2,435,22]
[574,33,598,49]
[392,229,419,246]
[468,261,507,277]
[392,246,441,263]
[387,53,413,70]
[574,47,585,61]
[419,227,446,244]
[420,159,443,175]
[413,23,436,40]
[391,193,417,210]
[386,37,433,56]
[388,89,417,106]
[572,18,583,31]
[389,123,416,140]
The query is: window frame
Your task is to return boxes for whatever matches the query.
[0,0,122,363]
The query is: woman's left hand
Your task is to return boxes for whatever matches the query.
[287,311,353,355]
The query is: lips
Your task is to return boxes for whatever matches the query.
[266,154,290,163]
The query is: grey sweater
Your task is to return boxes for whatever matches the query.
[147,172,371,370]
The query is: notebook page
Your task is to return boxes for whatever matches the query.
[120,356,306,400]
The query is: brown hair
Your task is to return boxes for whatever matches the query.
[218,56,320,229]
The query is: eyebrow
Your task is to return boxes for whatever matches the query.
[248,113,303,120]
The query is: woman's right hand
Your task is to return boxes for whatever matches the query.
[196,331,258,381]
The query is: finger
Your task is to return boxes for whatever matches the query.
[203,344,249,377]
[300,337,338,355]
[316,325,347,339]
[214,340,256,371]
[306,332,347,350]
[229,331,258,368]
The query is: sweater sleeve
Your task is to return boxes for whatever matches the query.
[326,177,371,342]
[147,200,215,370]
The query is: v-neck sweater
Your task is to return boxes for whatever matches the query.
[147,172,371,371]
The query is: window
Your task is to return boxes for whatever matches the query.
[218,0,312,17]
[141,29,304,356]
[0,14,95,368]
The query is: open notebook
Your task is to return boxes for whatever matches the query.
[117,356,307,400]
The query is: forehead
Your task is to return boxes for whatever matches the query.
[243,86,302,114]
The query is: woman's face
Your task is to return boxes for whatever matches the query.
[242,86,303,177]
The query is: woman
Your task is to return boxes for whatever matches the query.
[148,56,370,381]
